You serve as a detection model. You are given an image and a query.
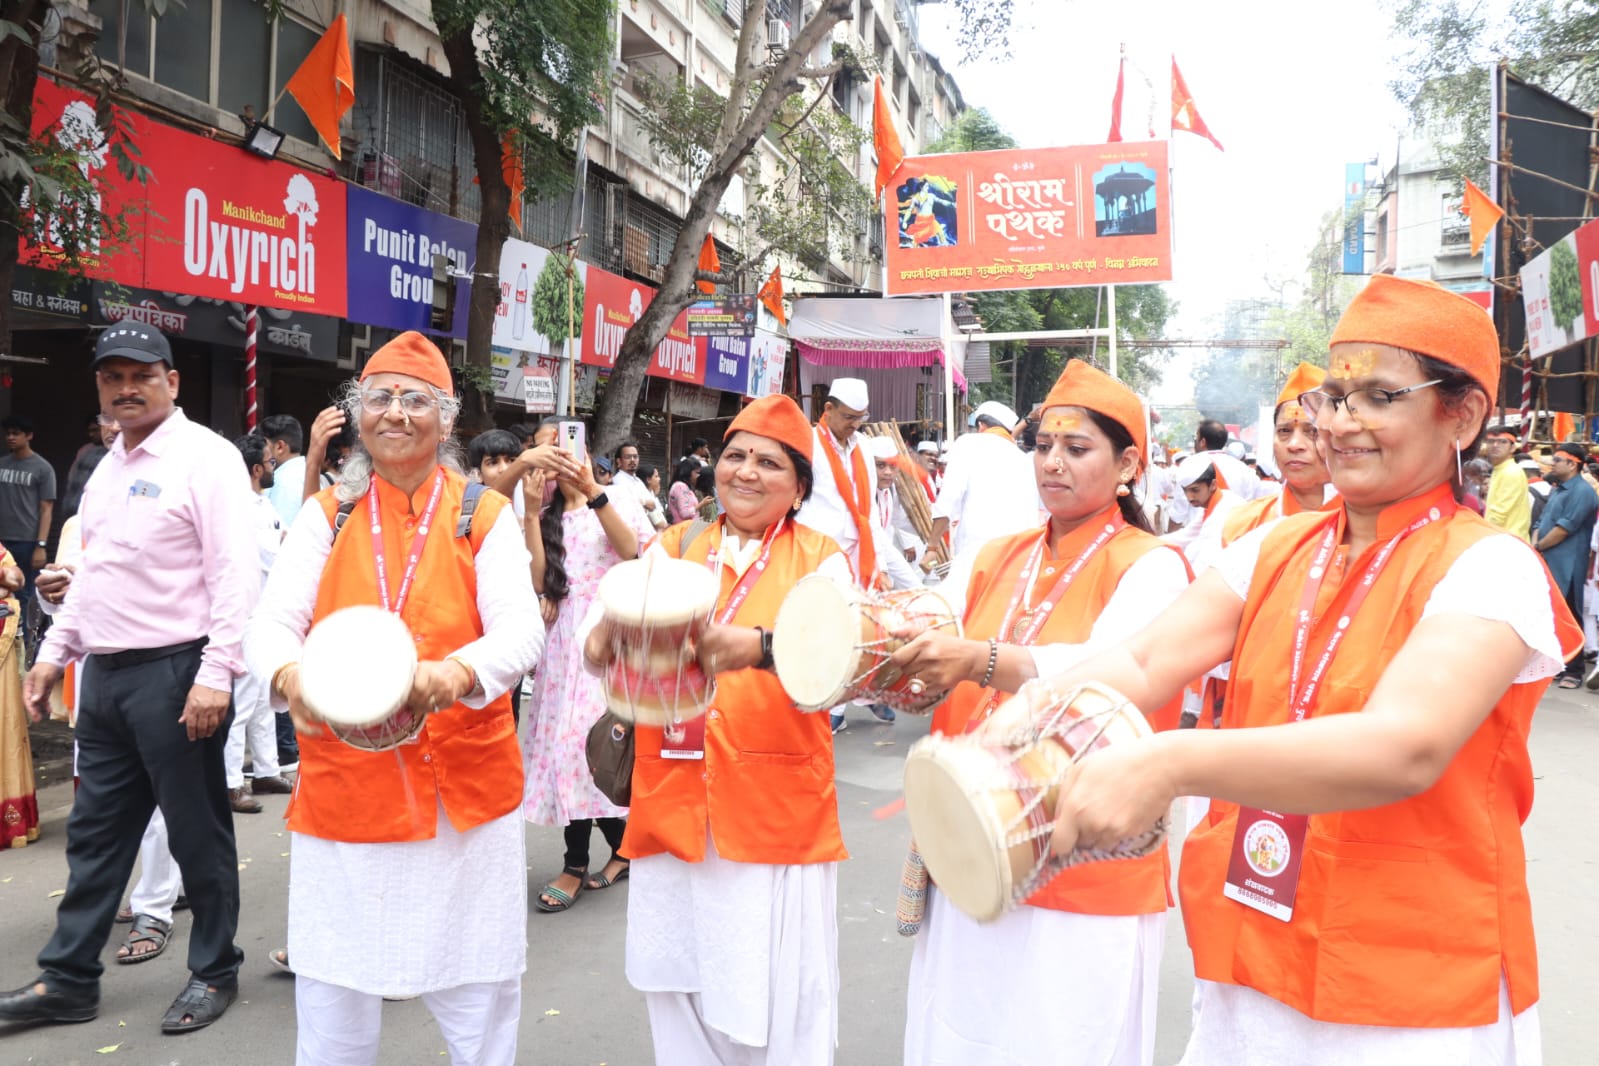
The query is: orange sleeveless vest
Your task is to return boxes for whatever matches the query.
[621,517,850,866]
[935,510,1187,915]
[286,469,523,844]
[1182,482,1582,1026]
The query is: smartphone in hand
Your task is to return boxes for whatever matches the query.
[558,421,588,467]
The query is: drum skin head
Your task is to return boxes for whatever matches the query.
[903,738,1013,923]
[300,605,417,727]
[772,575,863,710]
[599,556,719,627]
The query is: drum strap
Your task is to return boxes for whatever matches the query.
[329,481,487,545]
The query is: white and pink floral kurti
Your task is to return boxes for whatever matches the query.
[522,497,653,826]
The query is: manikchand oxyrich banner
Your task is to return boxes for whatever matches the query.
[883,141,1173,296]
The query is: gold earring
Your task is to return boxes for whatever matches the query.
[792,498,802,511]
[1116,482,1131,497]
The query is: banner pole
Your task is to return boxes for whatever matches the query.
[244,305,259,432]
[942,291,955,438]
[1107,285,1118,379]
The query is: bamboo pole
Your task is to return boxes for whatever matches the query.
[863,421,948,567]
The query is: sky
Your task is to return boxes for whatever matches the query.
[915,0,1415,400]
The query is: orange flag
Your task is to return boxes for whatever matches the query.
[284,14,354,159]
[1461,178,1504,256]
[1171,57,1223,151]
[696,235,720,295]
[1554,411,1575,441]
[873,77,905,198]
[1108,56,1125,143]
[759,265,786,326]
[502,134,524,230]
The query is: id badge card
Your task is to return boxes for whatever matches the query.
[659,715,706,760]
[1222,807,1308,922]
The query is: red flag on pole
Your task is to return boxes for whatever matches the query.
[1108,56,1125,143]
[696,235,720,295]
[759,265,786,326]
[873,77,905,198]
[284,14,354,159]
[1171,57,1224,151]
[1460,178,1504,256]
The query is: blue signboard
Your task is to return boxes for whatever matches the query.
[702,335,751,393]
[1342,162,1366,275]
[345,186,476,336]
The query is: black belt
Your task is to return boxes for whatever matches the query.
[92,637,209,671]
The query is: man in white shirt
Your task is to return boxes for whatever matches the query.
[614,441,667,531]
[929,400,1039,565]
[865,435,926,588]
[1167,455,1246,575]
[794,377,897,731]
[261,414,311,526]
[224,436,290,814]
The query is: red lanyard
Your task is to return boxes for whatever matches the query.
[704,518,784,625]
[368,469,445,616]
[877,488,893,528]
[994,516,1125,647]
[1286,508,1443,721]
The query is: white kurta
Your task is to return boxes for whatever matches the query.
[796,426,879,580]
[931,431,1040,562]
[906,542,1191,1066]
[244,492,544,996]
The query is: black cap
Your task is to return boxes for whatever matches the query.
[93,323,172,367]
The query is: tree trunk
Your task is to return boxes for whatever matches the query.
[591,0,853,456]
[0,1,47,360]
[439,25,510,436]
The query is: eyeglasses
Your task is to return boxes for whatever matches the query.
[358,388,438,416]
[1297,380,1443,426]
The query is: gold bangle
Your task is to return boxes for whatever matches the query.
[270,663,298,700]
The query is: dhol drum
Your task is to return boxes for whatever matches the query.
[598,555,719,727]
[298,605,422,752]
[902,680,1166,922]
[771,575,962,714]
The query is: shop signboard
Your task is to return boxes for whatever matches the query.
[345,186,473,336]
[686,295,757,337]
[883,140,1173,295]
[12,265,90,324]
[702,335,750,393]
[1521,215,1599,359]
[580,265,703,385]
[90,282,339,362]
[746,330,787,398]
[524,367,556,413]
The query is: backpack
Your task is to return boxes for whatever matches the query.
[330,480,487,544]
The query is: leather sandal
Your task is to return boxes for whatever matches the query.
[534,866,587,913]
[585,859,630,891]
[116,914,172,965]
[159,976,237,1034]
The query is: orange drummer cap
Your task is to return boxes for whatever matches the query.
[360,330,454,396]
[1277,362,1326,412]
[1327,274,1500,397]
[726,394,813,458]
[1040,358,1147,463]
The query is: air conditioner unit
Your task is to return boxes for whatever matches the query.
[767,18,790,51]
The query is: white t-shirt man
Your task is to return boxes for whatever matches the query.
[932,427,1040,561]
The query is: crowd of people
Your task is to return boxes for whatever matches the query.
[0,273,1589,1066]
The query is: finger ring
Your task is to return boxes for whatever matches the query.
[908,678,927,696]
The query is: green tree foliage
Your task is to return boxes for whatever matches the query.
[1548,238,1582,326]
[433,0,613,428]
[530,250,582,357]
[1388,0,1599,185]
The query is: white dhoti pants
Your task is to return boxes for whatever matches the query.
[294,974,521,1066]
[226,669,279,789]
[128,809,182,923]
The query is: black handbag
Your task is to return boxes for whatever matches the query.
[585,711,635,806]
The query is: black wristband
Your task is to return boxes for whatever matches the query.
[755,626,775,670]
[586,491,609,510]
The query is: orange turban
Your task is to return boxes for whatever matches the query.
[1040,358,1147,462]
[1327,274,1500,397]
[1276,362,1326,414]
[725,394,813,458]
[360,331,453,396]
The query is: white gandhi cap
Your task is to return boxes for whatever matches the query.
[1175,454,1216,489]
[916,440,939,455]
[865,435,898,460]
[968,400,1019,431]
[828,377,869,411]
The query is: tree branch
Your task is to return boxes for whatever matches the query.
[798,61,845,80]
[780,75,836,140]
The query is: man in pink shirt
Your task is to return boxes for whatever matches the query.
[0,323,259,1035]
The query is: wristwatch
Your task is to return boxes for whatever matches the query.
[586,492,610,510]
[755,626,775,671]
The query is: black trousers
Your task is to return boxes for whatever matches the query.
[562,817,626,870]
[37,645,243,993]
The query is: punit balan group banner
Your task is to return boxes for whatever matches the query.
[883,141,1173,296]
[346,186,474,336]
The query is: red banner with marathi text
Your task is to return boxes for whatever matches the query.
[580,265,705,385]
[883,141,1172,296]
